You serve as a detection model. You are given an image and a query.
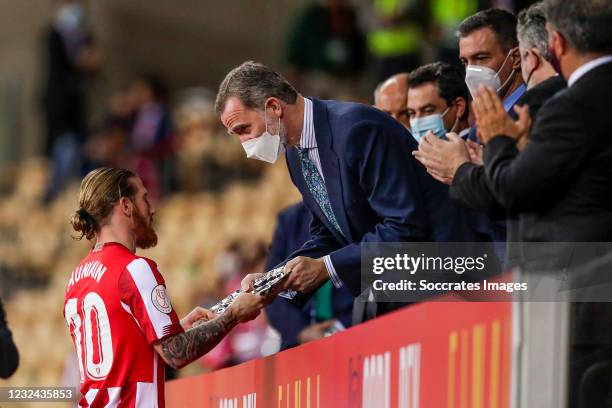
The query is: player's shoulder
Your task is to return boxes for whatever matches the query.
[125,256,159,273]
[318,98,405,140]
[96,243,159,272]
[319,98,383,123]
[122,255,164,285]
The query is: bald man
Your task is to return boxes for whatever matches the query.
[373,73,410,128]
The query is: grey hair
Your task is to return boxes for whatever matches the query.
[543,0,612,54]
[214,61,298,115]
[517,2,549,56]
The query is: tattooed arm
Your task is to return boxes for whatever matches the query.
[153,292,264,369]
[154,311,237,369]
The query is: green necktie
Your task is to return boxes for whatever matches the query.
[314,281,334,321]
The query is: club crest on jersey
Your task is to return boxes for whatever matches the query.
[151,284,172,314]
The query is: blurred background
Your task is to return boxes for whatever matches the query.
[0,0,538,391]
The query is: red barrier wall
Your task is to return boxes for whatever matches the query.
[166,300,512,408]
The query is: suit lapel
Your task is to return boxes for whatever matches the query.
[311,99,351,242]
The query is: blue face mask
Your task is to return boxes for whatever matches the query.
[410,107,450,142]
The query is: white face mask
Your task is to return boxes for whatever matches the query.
[241,107,285,164]
[465,50,516,97]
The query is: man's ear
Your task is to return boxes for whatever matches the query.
[529,48,542,71]
[119,196,133,218]
[554,31,569,57]
[265,97,283,118]
[511,47,522,71]
[454,97,468,120]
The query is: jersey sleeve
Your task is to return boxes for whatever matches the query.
[118,258,184,344]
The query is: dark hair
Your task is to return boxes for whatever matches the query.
[70,168,137,241]
[517,2,549,56]
[215,61,298,115]
[458,9,519,52]
[408,62,470,119]
[543,0,612,54]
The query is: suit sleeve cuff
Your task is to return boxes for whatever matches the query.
[323,255,343,288]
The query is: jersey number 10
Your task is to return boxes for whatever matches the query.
[65,292,114,382]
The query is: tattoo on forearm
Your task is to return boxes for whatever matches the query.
[161,313,237,368]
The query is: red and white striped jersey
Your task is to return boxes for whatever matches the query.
[64,242,183,407]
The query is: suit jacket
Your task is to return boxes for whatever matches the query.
[483,62,612,346]
[265,202,353,350]
[450,75,567,266]
[463,84,529,259]
[284,98,489,296]
[452,76,567,215]
[484,63,612,241]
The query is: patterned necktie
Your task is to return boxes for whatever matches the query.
[297,148,343,235]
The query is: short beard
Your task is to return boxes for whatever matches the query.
[265,114,287,142]
[133,206,158,249]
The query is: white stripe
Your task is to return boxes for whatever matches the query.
[299,98,325,181]
[300,98,315,148]
[323,255,343,287]
[399,348,405,408]
[105,387,121,408]
[85,388,98,405]
[136,381,157,408]
[120,301,133,316]
[385,352,390,408]
[126,258,172,339]
[407,347,412,408]
[413,344,420,408]
[153,351,158,407]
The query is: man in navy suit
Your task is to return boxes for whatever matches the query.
[215,61,488,299]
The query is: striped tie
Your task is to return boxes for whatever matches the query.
[297,148,343,235]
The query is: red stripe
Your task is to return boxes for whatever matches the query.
[157,355,166,408]
[90,389,109,408]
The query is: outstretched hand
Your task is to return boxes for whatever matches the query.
[241,273,264,292]
[181,306,216,330]
[281,256,329,293]
[229,292,266,323]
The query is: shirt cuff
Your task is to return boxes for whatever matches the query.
[323,255,343,288]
